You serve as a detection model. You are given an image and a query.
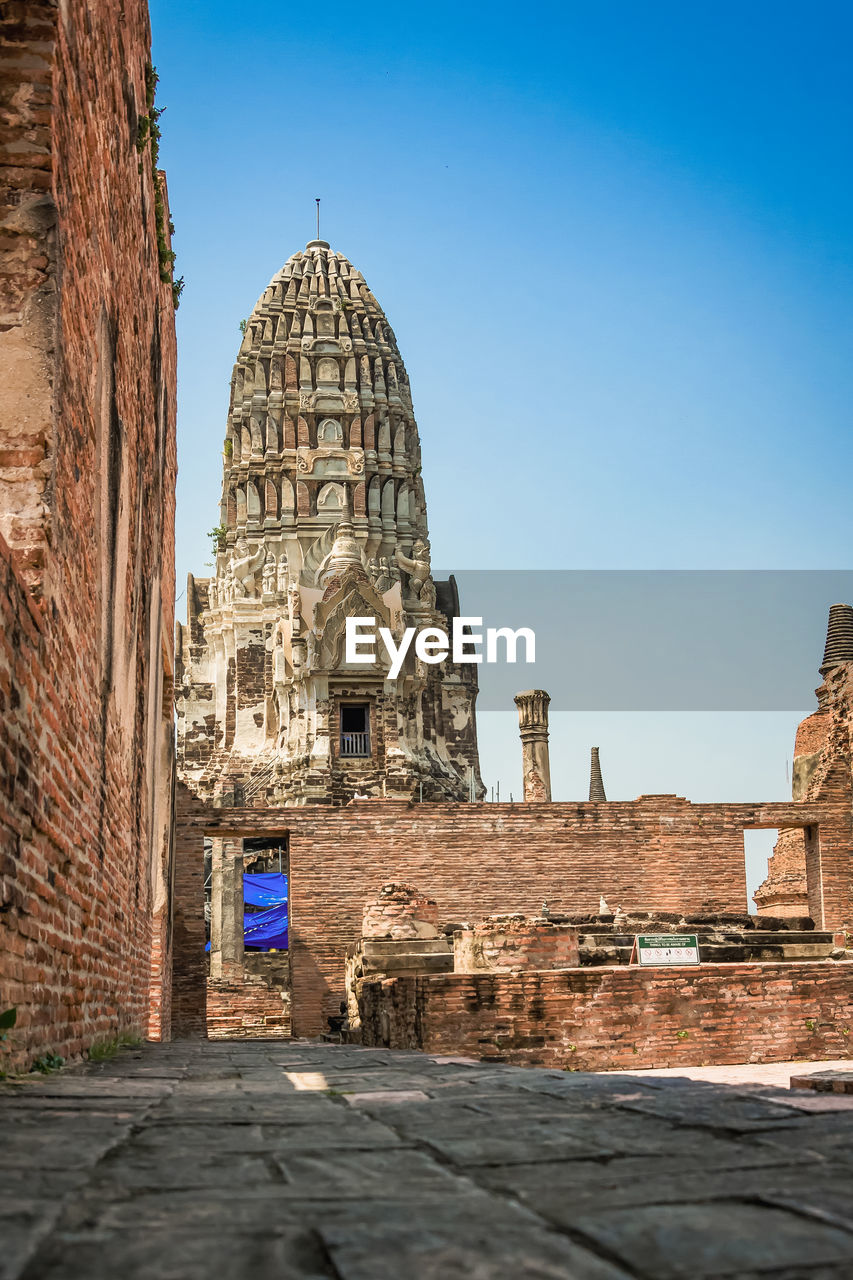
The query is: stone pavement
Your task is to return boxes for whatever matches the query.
[4,1042,853,1279]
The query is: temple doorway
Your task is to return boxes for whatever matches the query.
[205,835,291,1039]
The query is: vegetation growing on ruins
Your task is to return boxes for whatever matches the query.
[208,525,227,552]
[31,1052,64,1074]
[88,1033,143,1062]
[137,63,184,309]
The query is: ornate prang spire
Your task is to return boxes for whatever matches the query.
[514,689,551,802]
[589,746,607,802]
[820,603,853,674]
[175,238,484,805]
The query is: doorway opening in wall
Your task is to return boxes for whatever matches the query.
[744,829,780,915]
[242,837,289,953]
[205,835,292,1041]
[340,702,370,757]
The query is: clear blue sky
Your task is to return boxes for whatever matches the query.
[151,1,853,899]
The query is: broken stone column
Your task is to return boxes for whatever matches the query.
[209,837,244,980]
[514,689,552,801]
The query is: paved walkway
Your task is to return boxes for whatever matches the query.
[4,1041,853,1279]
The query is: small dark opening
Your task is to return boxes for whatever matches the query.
[340,703,370,757]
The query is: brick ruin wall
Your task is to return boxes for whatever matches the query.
[454,917,580,973]
[206,978,291,1041]
[173,788,849,1039]
[757,663,853,915]
[359,962,853,1070]
[0,2,177,1069]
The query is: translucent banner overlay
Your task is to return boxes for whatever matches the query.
[434,571,853,711]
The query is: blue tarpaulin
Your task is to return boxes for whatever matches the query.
[243,902,288,949]
[205,872,288,951]
[243,873,288,909]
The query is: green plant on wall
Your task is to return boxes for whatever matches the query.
[208,525,227,553]
[137,63,183,309]
[88,1032,142,1062]
[32,1051,64,1074]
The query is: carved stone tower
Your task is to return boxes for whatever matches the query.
[176,240,483,805]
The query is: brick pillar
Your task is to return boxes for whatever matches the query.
[514,689,552,802]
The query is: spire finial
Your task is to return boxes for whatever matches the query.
[820,603,853,674]
[315,197,320,241]
[589,746,607,802]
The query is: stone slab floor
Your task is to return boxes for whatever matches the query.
[4,1042,853,1279]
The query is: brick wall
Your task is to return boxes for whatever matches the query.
[454,918,579,973]
[756,663,853,916]
[206,978,291,1041]
[173,789,845,1039]
[359,961,853,1070]
[0,1,177,1069]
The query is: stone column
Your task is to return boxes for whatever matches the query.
[514,689,552,802]
[220,838,245,980]
[208,837,224,980]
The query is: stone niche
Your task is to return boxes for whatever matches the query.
[361,882,440,940]
[453,914,580,974]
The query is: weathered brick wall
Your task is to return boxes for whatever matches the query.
[362,883,440,939]
[360,961,853,1070]
[0,1,177,1068]
[453,917,580,973]
[206,978,291,1041]
[757,663,853,915]
[173,788,846,1038]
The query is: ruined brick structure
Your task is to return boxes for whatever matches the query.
[175,240,483,806]
[756,606,853,916]
[454,916,581,973]
[359,960,853,1070]
[172,784,851,1038]
[0,1,177,1068]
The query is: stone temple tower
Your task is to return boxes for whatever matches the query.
[176,239,484,805]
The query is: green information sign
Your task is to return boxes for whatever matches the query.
[633,934,700,965]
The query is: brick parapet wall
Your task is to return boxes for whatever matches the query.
[173,789,848,1039]
[0,1,177,1069]
[359,961,853,1070]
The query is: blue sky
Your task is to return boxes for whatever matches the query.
[151,1,853,898]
